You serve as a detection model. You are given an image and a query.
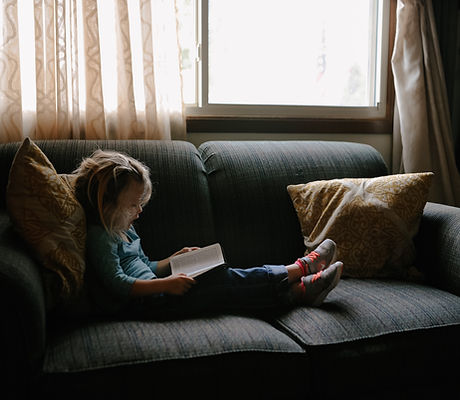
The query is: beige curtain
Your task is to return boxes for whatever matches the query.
[0,0,185,142]
[392,0,460,206]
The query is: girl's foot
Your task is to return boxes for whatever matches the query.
[291,261,343,307]
[295,239,337,276]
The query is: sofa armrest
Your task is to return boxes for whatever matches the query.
[415,202,460,296]
[0,210,47,391]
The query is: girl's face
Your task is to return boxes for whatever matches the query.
[113,179,146,232]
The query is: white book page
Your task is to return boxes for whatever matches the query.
[170,243,225,278]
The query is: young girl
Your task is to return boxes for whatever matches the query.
[74,150,343,317]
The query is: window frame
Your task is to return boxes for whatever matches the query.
[185,0,396,134]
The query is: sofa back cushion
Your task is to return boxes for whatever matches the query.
[199,141,388,267]
[0,140,216,261]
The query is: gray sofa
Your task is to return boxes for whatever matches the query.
[1,140,459,399]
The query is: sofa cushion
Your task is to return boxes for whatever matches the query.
[199,141,388,267]
[2,140,216,262]
[275,278,460,398]
[43,315,304,373]
[6,138,86,303]
[276,278,460,347]
[287,173,433,278]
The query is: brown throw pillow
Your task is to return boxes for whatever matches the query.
[287,173,433,279]
[6,138,86,305]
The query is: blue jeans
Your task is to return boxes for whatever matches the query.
[126,265,290,318]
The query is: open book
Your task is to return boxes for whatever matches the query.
[169,243,226,278]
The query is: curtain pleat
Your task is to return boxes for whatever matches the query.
[81,0,107,139]
[0,0,23,142]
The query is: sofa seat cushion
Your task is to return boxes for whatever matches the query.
[276,279,460,347]
[43,314,303,373]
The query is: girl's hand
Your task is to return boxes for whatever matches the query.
[162,273,196,295]
[171,247,200,258]
[156,247,200,277]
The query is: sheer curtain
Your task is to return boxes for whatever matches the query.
[392,0,460,206]
[0,0,185,142]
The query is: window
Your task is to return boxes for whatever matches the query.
[176,0,395,131]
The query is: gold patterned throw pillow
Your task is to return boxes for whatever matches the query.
[6,138,86,305]
[287,173,433,279]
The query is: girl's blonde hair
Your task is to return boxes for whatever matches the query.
[74,150,152,237]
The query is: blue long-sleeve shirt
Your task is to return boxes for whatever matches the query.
[86,224,158,312]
